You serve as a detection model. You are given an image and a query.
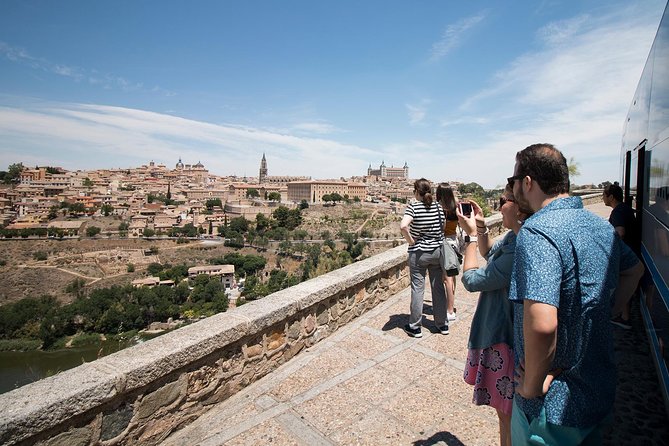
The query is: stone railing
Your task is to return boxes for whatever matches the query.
[579,192,603,206]
[0,245,410,446]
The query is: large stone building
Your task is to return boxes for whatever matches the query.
[367,161,409,180]
[257,154,310,185]
[287,181,367,204]
[174,159,209,183]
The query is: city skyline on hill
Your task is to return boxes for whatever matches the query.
[0,0,666,188]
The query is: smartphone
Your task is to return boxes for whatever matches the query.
[459,202,473,216]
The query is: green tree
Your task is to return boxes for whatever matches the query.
[278,240,293,256]
[82,178,94,188]
[268,192,281,202]
[292,229,309,240]
[273,206,302,230]
[330,193,344,202]
[205,198,222,210]
[246,188,260,198]
[48,206,59,220]
[143,228,155,238]
[265,226,288,240]
[229,216,250,234]
[100,204,114,216]
[66,278,87,298]
[69,202,86,216]
[224,231,245,248]
[33,251,48,261]
[118,221,129,237]
[147,262,164,276]
[86,226,101,237]
[568,156,581,182]
[47,227,65,239]
[459,182,485,196]
[299,200,309,210]
[255,213,270,232]
[3,163,24,184]
[174,282,190,304]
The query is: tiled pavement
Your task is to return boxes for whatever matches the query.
[162,202,669,446]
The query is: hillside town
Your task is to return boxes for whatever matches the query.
[0,155,435,238]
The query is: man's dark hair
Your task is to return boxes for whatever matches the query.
[515,143,570,195]
[603,182,623,202]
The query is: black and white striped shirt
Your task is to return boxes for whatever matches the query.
[404,200,445,252]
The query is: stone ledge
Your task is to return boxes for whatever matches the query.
[0,245,409,446]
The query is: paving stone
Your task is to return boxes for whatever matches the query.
[223,419,300,446]
[328,408,416,445]
[293,383,371,436]
[269,346,359,402]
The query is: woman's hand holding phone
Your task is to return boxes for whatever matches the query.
[456,201,477,235]
[470,201,486,227]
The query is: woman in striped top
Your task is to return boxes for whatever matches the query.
[399,178,449,338]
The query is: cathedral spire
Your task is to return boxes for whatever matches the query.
[259,153,268,184]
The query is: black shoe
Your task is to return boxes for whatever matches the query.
[403,324,422,338]
[436,325,450,335]
[611,316,632,330]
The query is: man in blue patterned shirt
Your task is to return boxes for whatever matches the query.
[508,144,643,445]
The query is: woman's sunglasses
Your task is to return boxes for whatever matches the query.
[499,196,515,207]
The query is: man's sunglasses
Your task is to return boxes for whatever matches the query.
[507,174,524,188]
[499,196,515,207]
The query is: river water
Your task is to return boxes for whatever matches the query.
[0,333,163,395]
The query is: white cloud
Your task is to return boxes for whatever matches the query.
[537,14,591,47]
[1,42,157,93]
[291,121,341,135]
[437,2,665,187]
[0,101,382,179]
[429,12,487,62]
[406,100,432,126]
[406,104,426,125]
[440,116,490,127]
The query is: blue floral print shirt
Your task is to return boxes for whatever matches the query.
[509,196,639,428]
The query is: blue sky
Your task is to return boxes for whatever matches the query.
[0,0,666,188]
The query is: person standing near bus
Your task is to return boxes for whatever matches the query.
[508,144,643,445]
[603,181,640,329]
[603,182,639,251]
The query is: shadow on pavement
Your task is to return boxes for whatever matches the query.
[413,430,466,446]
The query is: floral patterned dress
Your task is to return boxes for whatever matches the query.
[464,344,514,414]
[461,231,516,415]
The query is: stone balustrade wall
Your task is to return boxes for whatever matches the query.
[0,205,551,446]
[0,245,411,446]
[580,192,603,206]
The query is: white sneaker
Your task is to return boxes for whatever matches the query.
[447,310,457,321]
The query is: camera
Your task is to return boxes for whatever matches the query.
[459,202,473,216]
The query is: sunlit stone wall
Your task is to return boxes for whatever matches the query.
[0,244,412,446]
[0,205,528,446]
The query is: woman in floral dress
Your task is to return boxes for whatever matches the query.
[457,187,530,446]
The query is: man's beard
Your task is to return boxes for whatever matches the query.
[515,185,534,214]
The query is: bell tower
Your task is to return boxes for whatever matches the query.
[259,153,268,184]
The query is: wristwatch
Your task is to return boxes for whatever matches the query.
[464,235,478,243]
